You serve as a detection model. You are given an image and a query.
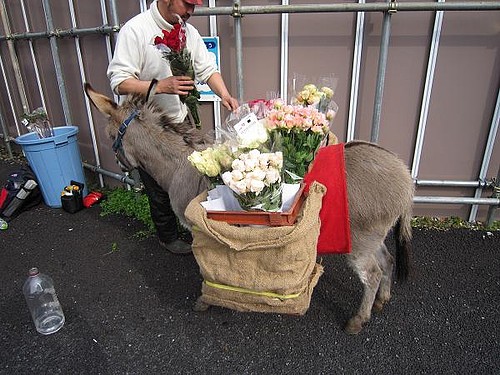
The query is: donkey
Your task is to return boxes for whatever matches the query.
[85,82,414,334]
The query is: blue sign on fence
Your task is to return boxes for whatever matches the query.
[197,37,220,102]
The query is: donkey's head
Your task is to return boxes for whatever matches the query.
[84,82,149,170]
[84,80,210,172]
[85,81,213,229]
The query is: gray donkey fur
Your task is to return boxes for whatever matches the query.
[85,82,414,334]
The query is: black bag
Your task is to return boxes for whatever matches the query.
[61,180,84,214]
[0,166,42,220]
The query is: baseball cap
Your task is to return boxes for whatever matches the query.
[185,0,203,5]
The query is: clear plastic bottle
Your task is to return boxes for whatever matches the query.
[23,267,65,335]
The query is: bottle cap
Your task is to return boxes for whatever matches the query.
[28,267,39,276]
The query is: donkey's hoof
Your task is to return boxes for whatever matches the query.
[345,316,364,335]
[373,293,391,313]
[373,299,384,312]
[193,298,210,312]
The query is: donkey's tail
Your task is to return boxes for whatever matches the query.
[394,206,413,281]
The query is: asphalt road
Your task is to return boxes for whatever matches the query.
[0,158,499,374]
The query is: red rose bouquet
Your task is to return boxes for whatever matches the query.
[154,19,201,128]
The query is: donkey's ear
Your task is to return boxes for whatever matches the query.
[146,79,158,102]
[84,83,118,118]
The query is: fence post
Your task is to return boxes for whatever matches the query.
[370,0,395,143]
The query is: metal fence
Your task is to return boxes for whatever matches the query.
[0,1,499,223]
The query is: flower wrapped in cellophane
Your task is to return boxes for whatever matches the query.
[21,107,53,139]
[188,102,277,201]
[221,149,284,212]
[154,17,201,128]
[290,73,339,121]
[187,143,235,188]
[188,92,335,212]
[263,99,332,183]
[218,102,271,151]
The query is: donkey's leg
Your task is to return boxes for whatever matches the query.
[344,232,385,334]
[373,243,394,312]
[345,255,382,334]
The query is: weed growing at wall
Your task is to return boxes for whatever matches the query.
[411,216,499,231]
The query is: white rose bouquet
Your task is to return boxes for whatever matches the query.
[221,149,283,212]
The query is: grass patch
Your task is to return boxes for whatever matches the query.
[411,216,500,231]
[99,187,191,240]
[99,187,155,237]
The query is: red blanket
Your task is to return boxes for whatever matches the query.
[303,144,351,254]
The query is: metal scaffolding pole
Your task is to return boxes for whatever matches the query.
[414,196,500,205]
[41,0,72,125]
[193,2,500,16]
[370,0,393,143]
[0,104,12,158]
[485,166,500,225]
[0,46,22,137]
[20,0,47,112]
[411,0,444,179]
[69,0,104,188]
[469,87,500,222]
[280,0,290,103]
[100,0,119,104]
[0,0,30,118]
[209,0,222,134]
[108,0,120,28]
[233,1,244,102]
[415,179,489,188]
[140,0,148,13]
[1,2,498,43]
[346,0,365,142]
[83,162,135,186]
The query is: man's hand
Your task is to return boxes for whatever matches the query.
[221,95,239,112]
[207,72,239,112]
[158,76,195,96]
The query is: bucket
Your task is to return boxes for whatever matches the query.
[15,126,88,208]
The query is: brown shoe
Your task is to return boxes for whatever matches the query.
[159,239,192,255]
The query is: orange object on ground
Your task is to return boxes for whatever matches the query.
[83,192,104,208]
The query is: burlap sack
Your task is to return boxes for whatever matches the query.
[185,181,326,315]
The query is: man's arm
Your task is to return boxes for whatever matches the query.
[207,72,239,111]
[117,76,196,97]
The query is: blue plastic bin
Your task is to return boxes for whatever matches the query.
[15,126,88,208]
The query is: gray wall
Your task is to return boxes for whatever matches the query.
[1,0,499,221]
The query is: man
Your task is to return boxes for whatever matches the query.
[107,0,239,254]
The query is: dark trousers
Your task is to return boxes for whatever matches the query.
[138,168,178,243]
